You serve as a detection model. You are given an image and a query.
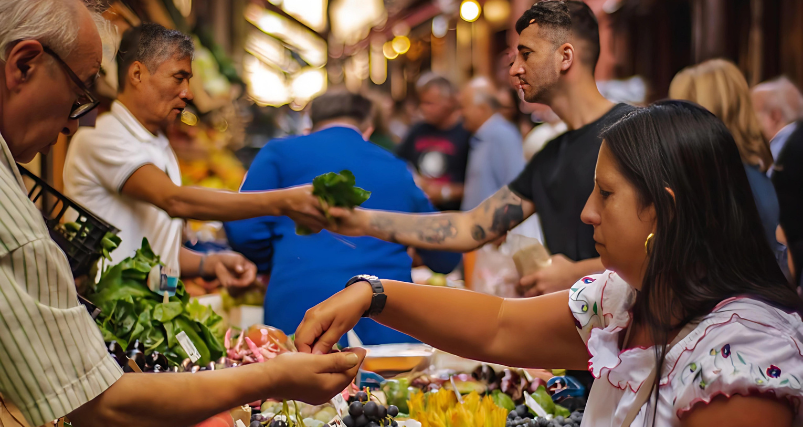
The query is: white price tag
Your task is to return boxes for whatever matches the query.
[331,393,349,418]
[176,331,201,363]
[235,420,247,427]
[327,415,345,426]
[523,391,549,418]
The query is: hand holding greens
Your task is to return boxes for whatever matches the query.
[296,170,371,235]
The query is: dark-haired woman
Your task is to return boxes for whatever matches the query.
[294,101,803,426]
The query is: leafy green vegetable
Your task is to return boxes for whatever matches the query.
[491,390,516,411]
[530,386,556,415]
[554,404,571,418]
[86,238,224,367]
[296,170,371,235]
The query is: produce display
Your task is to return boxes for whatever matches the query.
[258,401,338,427]
[407,389,508,427]
[87,239,225,367]
[224,324,296,365]
[342,391,401,427]
[296,170,371,235]
[506,405,584,427]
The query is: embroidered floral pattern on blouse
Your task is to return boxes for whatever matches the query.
[677,343,802,391]
[570,276,600,330]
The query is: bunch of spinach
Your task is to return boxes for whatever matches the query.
[85,238,225,367]
[296,170,371,235]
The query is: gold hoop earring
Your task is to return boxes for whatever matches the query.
[645,233,654,255]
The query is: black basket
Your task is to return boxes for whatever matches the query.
[19,166,120,277]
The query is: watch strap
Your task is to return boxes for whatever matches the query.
[345,275,386,317]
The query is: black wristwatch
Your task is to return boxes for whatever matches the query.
[345,275,387,318]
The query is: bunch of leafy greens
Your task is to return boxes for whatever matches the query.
[85,238,225,367]
[296,170,371,235]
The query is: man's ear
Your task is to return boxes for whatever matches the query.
[559,42,574,72]
[127,61,146,88]
[5,40,46,91]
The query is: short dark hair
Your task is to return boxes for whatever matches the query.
[309,90,373,127]
[117,22,194,92]
[515,1,601,72]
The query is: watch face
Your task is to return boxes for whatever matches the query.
[358,274,379,281]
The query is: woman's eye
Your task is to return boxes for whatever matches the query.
[522,52,531,60]
[599,188,612,199]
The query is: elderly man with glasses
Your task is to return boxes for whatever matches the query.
[0,2,364,427]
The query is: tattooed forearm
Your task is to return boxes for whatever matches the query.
[363,186,534,251]
[472,225,487,241]
[369,213,458,246]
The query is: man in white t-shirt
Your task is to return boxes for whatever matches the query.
[64,23,328,285]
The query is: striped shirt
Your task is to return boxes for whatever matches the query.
[0,132,123,426]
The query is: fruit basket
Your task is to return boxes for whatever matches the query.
[19,166,120,276]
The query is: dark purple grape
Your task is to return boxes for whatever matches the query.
[387,406,399,418]
[342,415,356,427]
[250,421,260,427]
[366,422,379,427]
[363,401,378,418]
[390,421,398,427]
[349,401,364,418]
[354,415,369,427]
[269,420,287,427]
[356,391,369,403]
[377,405,387,419]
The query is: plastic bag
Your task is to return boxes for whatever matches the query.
[470,244,519,297]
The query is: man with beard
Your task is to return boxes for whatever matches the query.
[325,1,635,296]
[65,23,328,288]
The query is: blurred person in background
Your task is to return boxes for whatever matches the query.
[670,59,782,260]
[752,76,803,177]
[64,23,334,288]
[0,2,364,427]
[396,74,471,211]
[325,1,635,299]
[366,90,396,151]
[522,103,567,160]
[460,77,525,211]
[753,78,803,290]
[224,90,460,346]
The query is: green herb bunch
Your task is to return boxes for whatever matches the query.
[296,170,371,235]
[85,238,225,367]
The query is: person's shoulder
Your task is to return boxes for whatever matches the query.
[668,298,803,419]
[570,271,635,338]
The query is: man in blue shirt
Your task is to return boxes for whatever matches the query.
[459,78,525,210]
[225,91,461,345]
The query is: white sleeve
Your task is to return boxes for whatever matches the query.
[568,271,633,344]
[670,316,803,420]
[72,130,155,193]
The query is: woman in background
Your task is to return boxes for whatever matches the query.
[670,59,782,259]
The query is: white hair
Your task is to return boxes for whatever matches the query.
[753,76,803,123]
[0,0,111,62]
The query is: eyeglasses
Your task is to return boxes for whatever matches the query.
[42,46,99,120]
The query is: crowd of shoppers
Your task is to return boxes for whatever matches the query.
[1,0,802,426]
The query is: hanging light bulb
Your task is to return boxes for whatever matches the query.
[460,0,481,22]
[391,35,410,54]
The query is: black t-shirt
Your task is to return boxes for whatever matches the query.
[509,103,636,261]
[396,121,472,211]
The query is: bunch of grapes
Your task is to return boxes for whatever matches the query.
[506,405,584,427]
[342,391,399,427]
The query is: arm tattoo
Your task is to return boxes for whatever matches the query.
[490,203,524,235]
[369,214,457,245]
[471,225,487,241]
